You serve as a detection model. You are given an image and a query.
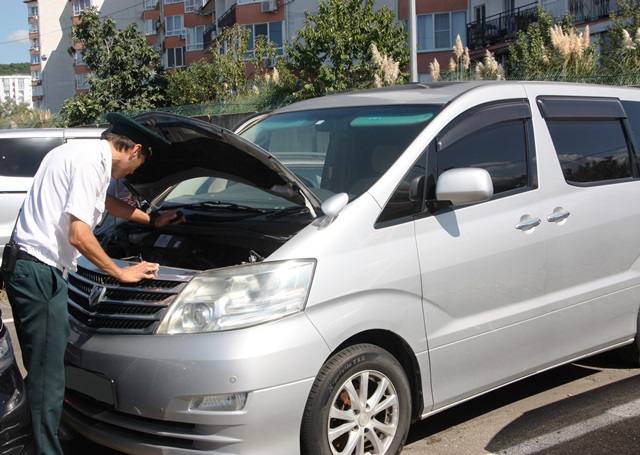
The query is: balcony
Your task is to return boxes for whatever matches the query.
[467,1,538,50]
[569,0,617,23]
[217,3,236,29]
[203,23,217,48]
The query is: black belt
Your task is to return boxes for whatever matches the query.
[17,250,46,265]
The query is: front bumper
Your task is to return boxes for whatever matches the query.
[63,313,330,454]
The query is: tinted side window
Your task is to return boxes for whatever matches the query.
[623,100,640,157]
[377,151,427,225]
[437,120,530,195]
[0,137,63,177]
[546,120,632,184]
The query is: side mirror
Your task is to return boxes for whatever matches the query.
[435,168,493,206]
[321,192,349,220]
[409,176,425,202]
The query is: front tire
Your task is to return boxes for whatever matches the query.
[301,344,412,455]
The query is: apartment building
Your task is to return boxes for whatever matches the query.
[466,0,619,56]
[0,75,33,108]
[24,0,143,113]
[201,0,398,65]
[397,0,469,81]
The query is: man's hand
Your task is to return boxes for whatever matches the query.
[151,210,186,228]
[117,261,160,283]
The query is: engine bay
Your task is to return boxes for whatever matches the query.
[96,208,312,271]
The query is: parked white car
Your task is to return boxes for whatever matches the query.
[0,128,104,255]
[54,81,640,455]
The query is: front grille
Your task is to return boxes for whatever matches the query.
[67,263,193,335]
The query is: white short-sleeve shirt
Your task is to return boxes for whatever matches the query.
[14,139,112,272]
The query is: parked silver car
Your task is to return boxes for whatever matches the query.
[63,81,640,455]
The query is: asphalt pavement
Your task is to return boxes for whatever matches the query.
[2,294,639,454]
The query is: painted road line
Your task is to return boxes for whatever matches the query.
[501,398,640,454]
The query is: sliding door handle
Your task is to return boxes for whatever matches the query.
[547,208,571,223]
[515,216,541,231]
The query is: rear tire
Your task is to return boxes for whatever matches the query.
[301,343,412,455]
[619,309,640,366]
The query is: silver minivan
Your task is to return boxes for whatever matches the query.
[63,81,640,455]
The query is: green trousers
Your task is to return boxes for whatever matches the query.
[4,258,69,455]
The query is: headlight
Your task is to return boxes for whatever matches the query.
[156,259,316,334]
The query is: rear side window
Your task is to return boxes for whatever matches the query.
[437,120,530,195]
[623,100,640,156]
[0,137,63,177]
[546,120,632,184]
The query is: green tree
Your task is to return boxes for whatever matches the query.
[286,0,408,99]
[166,24,252,105]
[60,8,166,126]
[0,63,30,76]
[508,7,595,81]
[601,0,640,83]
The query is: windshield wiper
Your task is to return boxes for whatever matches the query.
[265,206,311,219]
[163,201,268,213]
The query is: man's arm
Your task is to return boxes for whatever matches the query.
[105,195,184,227]
[105,195,150,224]
[68,215,159,283]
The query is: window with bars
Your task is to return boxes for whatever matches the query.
[186,25,205,51]
[417,11,466,51]
[165,15,184,36]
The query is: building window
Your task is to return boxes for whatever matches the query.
[30,39,39,50]
[165,15,184,36]
[186,25,205,51]
[417,11,466,51]
[30,54,40,64]
[244,21,284,57]
[164,0,184,4]
[145,19,158,35]
[74,51,86,66]
[75,73,90,90]
[29,23,39,33]
[185,0,204,13]
[72,0,92,16]
[32,85,43,97]
[144,0,158,10]
[31,70,41,81]
[474,4,486,22]
[166,47,185,67]
[28,5,38,17]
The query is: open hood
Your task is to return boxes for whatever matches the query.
[125,112,321,215]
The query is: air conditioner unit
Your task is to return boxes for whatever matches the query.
[261,0,277,13]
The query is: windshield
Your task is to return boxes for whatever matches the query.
[159,176,297,210]
[240,105,441,201]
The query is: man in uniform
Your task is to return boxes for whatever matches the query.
[1,113,181,454]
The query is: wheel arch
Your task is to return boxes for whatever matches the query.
[331,329,425,422]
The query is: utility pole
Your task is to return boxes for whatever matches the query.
[409,0,418,83]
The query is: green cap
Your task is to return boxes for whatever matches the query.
[105,112,170,151]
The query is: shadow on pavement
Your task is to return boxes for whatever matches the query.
[485,374,640,454]
[407,360,601,444]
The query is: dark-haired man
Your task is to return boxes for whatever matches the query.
[1,113,180,454]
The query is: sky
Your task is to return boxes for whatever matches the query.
[0,0,30,64]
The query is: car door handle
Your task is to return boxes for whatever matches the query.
[547,208,571,223]
[515,216,541,231]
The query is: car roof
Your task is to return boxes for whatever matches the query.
[0,127,104,139]
[273,80,639,113]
